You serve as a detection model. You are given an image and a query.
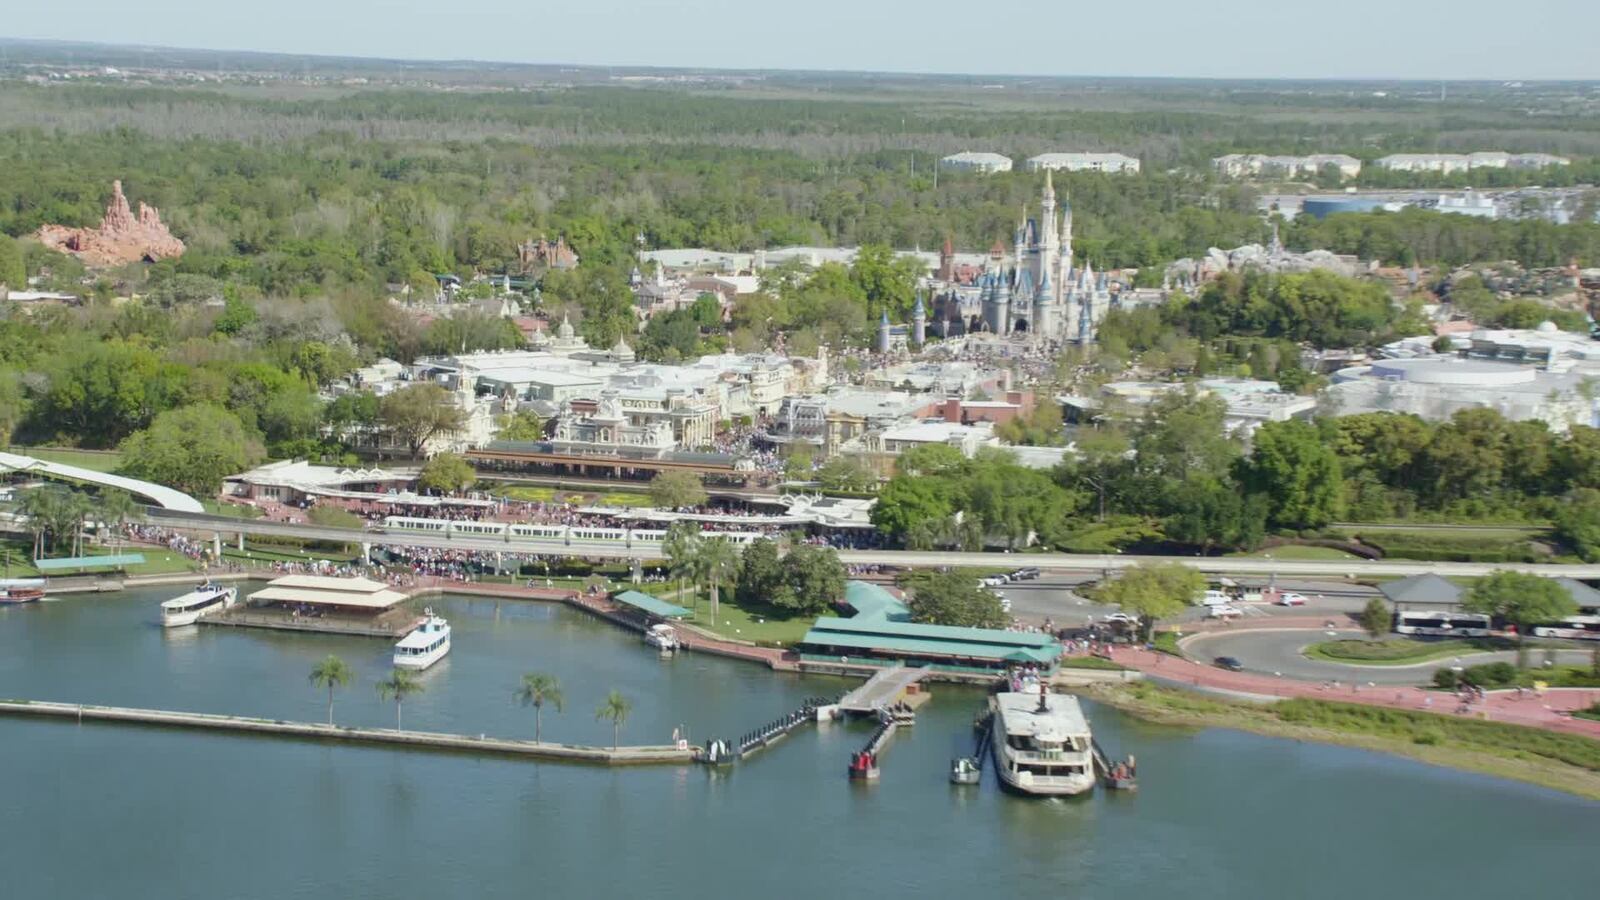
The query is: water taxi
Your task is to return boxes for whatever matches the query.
[393,611,451,670]
[644,623,680,653]
[0,579,46,605]
[990,689,1096,796]
[159,583,237,627]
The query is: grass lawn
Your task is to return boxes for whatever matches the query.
[0,537,197,576]
[1227,545,1356,560]
[1304,637,1504,666]
[595,491,655,508]
[201,501,263,519]
[1060,656,1129,671]
[498,485,559,503]
[1093,681,1600,800]
[7,447,125,473]
[671,589,813,646]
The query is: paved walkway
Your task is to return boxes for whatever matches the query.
[1098,645,1600,738]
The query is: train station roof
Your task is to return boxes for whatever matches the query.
[1379,574,1463,608]
[32,554,147,572]
[613,590,691,619]
[252,575,408,610]
[800,616,1060,665]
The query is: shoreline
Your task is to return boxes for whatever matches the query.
[1085,681,1600,802]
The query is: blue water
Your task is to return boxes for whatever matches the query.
[1,588,1595,899]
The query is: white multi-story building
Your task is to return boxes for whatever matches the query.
[1509,153,1572,170]
[1025,152,1140,174]
[940,151,1013,174]
[1213,153,1362,180]
[1374,152,1568,174]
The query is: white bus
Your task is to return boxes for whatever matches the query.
[1394,611,1491,637]
[1530,615,1600,641]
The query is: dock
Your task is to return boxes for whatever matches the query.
[204,606,425,638]
[0,700,693,766]
[836,665,928,715]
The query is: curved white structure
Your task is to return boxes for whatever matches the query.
[0,451,205,512]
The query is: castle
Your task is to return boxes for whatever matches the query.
[977,171,1115,342]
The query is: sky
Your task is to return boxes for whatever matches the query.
[5,0,1599,81]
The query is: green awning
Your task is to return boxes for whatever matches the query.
[613,590,691,619]
[33,554,147,572]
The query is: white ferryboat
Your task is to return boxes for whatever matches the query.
[159,583,237,628]
[990,689,1096,796]
[393,611,451,670]
[644,623,680,653]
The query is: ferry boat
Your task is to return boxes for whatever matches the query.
[159,583,237,627]
[393,611,451,670]
[644,623,680,653]
[990,689,1097,796]
[0,579,46,605]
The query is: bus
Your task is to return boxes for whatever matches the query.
[1530,615,1600,641]
[1394,611,1491,637]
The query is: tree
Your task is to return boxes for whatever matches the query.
[782,443,815,481]
[595,689,632,750]
[120,404,265,497]
[661,522,701,608]
[1554,489,1600,562]
[0,234,25,288]
[902,571,1008,628]
[649,470,708,509]
[418,453,477,494]
[694,538,739,626]
[1359,597,1391,641]
[96,489,140,553]
[376,668,425,732]
[1241,419,1345,530]
[515,673,564,744]
[1463,571,1578,653]
[774,543,846,616]
[1093,563,1205,640]
[735,537,790,609]
[309,655,352,726]
[870,474,955,540]
[815,457,876,493]
[1066,427,1129,522]
[379,383,466,458]
[496,410,545,441]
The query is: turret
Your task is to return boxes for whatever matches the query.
[1033,266,1052,338]
[912,294,926,346]
[996,269,1013,335]
[877,309,892,354]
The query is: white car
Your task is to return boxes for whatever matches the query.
[1207,605,1244,619]
[1275,592,1307,606]
[1103,613,1139,625]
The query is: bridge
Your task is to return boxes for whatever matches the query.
[136,509,1600,579]
[836,665,928,715]
[0,451,205,512]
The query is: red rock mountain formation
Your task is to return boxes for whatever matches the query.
[36,180,185,267]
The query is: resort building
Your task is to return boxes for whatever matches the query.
[939,151,1014,174]
[798,581,1062,673]
[1025,152,1140,174]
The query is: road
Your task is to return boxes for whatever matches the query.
[145,511,1600,579]
[998,576,1380,628]
[1177,628,1596,685]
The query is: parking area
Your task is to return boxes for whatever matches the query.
[995,573,1383,629]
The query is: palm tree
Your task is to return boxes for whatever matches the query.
[515,673,564,743]
[64,491,93,558]
[694,538,738,627]
[309,655,353,726]
[376,668,424,732]
[595,689,632,750]
[97,490,139,554]
[661,522,700,609]
[17,488,60,558]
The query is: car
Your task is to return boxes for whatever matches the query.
[1213,656,1245,672]
[1010,567,1040,581]
[1103,612,1139,625]
[1275,592,1307,606]
[1207,605,1243,619]
[979,576,1007,588]
[999,597,1013,613]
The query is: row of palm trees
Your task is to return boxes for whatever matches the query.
[308,657,634,749]
[15,486,140,560]
[661,522,740,625]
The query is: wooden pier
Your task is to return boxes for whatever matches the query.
[0,700,693,766]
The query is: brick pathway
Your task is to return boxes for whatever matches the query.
[1100,644,1600,738]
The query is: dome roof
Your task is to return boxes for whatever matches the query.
[557,313,575,339]
[1536,320,1560,334]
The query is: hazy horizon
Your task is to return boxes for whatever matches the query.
[4,0,1599,81]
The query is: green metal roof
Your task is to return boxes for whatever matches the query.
[842,580,910,622]
[612,590,691,619]
[32,554,147,572]
[801,616,1061,664]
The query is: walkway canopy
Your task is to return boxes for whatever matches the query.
[0,451,204,512]
[612,590,691,619]
[33,553,146,573]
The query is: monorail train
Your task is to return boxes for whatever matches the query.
[380,516,764,547]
